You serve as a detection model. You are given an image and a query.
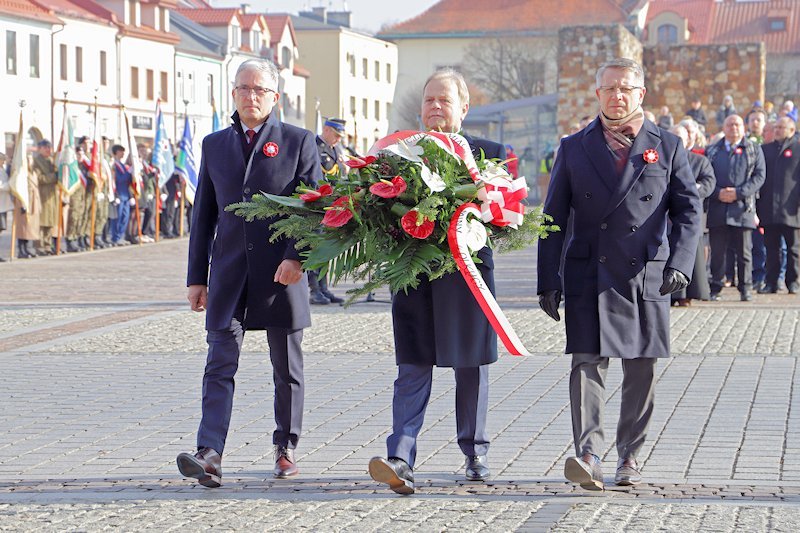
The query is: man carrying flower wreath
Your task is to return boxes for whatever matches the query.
[177,59,322,487]
[368,69,506,494]
[538,58,702,490]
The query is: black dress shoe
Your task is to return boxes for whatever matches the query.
[309,291,330,305]
[465,455,490,481]
[740,291,753,302]
[709,292,722,301]
[758,284,777,294]
[565,454,603,491]
[177,447,222,488]
[615,457,642,486]
[321,290,344,304]
[369,456,414,495]
[789,282,799,295]
[274,445,299,478]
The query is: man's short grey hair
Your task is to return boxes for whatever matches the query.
[595,58,645,87]
[424,68,470,106]
[235,59,279,90]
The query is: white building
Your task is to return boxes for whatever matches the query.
[291,9,397,154]
[265,15,308,129]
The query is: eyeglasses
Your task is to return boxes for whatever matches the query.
[234,85,275,97]
[598,85,643,95]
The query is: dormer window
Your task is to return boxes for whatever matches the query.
[128,0,139,27]
[232,26,241,49]
[769,17,787,32]
[657,23,678,44]
[281,46,291,68]
[253,30,261,51]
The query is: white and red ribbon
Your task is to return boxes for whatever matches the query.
[447,203,530,356]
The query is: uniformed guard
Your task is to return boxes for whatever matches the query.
[65,137,89,252]
[309,118,347,305]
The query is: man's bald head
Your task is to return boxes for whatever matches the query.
[774,117,797,142]
[723,114,745,145]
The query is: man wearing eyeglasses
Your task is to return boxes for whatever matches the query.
[538,58,701,490]
[179,59,322,487]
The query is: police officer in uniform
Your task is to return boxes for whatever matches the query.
[309,118,348,305]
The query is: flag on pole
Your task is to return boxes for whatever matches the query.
[123,109,143,197]
[88,101,104,186]
[55,112,82,196]
[315,99,322,135]
[175,114,198,205]
[9,110,29,211]
[211,97,220,133]
[153,99,174,188]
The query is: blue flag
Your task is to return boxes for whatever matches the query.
[211,99,221,133]
[175,114,198,205]
[153,100,174,188]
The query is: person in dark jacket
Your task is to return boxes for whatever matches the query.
[757,117,800,294]
[368,69,504,495]
[670,125,716,305]
[538,58,701,490]
[177,59,322,488]
[686,97,707,129]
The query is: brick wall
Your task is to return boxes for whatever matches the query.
[643,42,766,133]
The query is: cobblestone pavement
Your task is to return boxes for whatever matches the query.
[1,239,800,530]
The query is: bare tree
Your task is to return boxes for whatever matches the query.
[463,38,555,102]
[393,83,424,131]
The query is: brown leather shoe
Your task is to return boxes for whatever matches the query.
[274,445,299,478]
[177,448,222,488]
[564,453,603,491]
[615,457,642,486]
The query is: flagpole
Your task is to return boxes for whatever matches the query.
[134,195,142,245]
[9,100,26,262]
[179,99,188,237]
[89,95,98,251]
[9,206,17,262]
[55,94,67,256]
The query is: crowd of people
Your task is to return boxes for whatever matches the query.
[0,137,191,261]
[562,94,800,303]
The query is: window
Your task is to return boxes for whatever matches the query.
[253,30,261,51]
[657,23,678,44]
[207,74,214,104]
[769,18,787,32]
[386,102,391,121]
[176,71,183,101]
[281,46,291,68]
[350,96,356,115]
[75,47,83,82]
[296,95,302,119]
[362,58,368,79]
[386,63,392,83]
[6,31,16,75]
[29,34,39,78]
[348,53,355,76]
[146,69,154,100]
[160,71,168,102]
[232,27,241,49]
[186,72,194,102]
[131,67,139,98]
[128,0,137,26]
[374,60,380,81]
[60,44,67,80]
[362,98,368,118]
[374,100,380,120]
[100,51,107,86]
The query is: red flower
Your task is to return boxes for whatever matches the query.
[401,210,435,239]
[263,142,279,157]
[785,149,793,158]
[321,196,355,227]
[369,176,407,198]
[643,149,659,164]
[346,155,377,169]
[734,146,743,155]
[299,183,333,202]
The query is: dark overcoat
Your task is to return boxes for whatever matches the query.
[538,118,701,358]
[392,135,505,368]
[757,136,800,228]
[706,138,766,229]
[187,111,322,331]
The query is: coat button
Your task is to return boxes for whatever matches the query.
[644,194,653,201]
[243,187,251,194]
[631,225,638,232]
[585,192,592,198]
[247,243,254,251]
[600,222,608,230]
[630,259,637,266]
[599,255,607,263]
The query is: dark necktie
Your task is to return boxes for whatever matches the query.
[246,129,256,144]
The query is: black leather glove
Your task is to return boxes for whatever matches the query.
[659,267,689,295]
[539,289,562,322]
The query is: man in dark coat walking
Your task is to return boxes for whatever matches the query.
[368,69,505,495]
[538,58,701,490]
[706,114,766,301]
[757,117,800,294]
[177,59,322,487]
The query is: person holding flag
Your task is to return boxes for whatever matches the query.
[54,113,82,254]
[110,144,132,245]
[10,111,41,259]
[153,100,176,238]
[65,137,89,252]
[175,114,198,237]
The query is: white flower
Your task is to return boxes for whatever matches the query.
[419,165,446,192]
[383,139,424,163]
[464,218,487,252]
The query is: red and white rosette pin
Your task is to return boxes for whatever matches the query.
[785,149,793,158]
[263,142,279,157]
[643,149,659,164]
[734,146,743,155]
[447,203,531,357]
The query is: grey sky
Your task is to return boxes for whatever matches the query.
[210,0,438,33]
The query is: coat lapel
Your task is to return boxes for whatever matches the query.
[580,118,619,192]
[600,120,662,220]
[243,111,280,185]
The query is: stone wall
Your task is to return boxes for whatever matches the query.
[643,42,766,133]
[557,25,643,135]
